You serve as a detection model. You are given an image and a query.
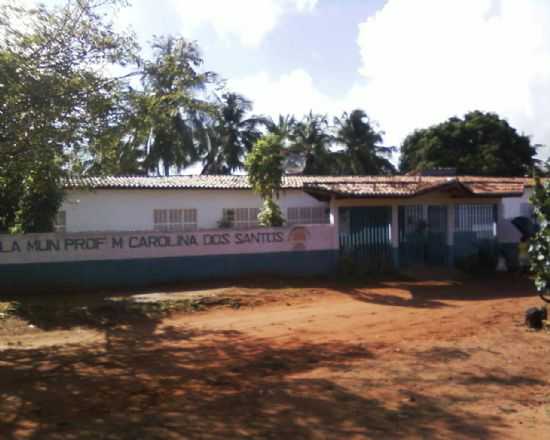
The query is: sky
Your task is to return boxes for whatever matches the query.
[8,0,550,162]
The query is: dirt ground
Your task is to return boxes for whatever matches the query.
[1,274,549,439]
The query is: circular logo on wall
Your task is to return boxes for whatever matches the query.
[288,226,310,251]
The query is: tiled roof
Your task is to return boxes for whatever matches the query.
[64,175,532,197]
[304,177,528,198]
[65,175,372,190]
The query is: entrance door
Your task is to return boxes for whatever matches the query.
[399,205,448,267]
[339,206,393,271]
[426,205,448,265]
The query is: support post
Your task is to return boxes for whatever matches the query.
[329,197,340,251]
[447,204,455,267]
[391,204,400,269]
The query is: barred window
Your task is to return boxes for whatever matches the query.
[223,208,260,229]
[455,204,496,239]
[154,209,197,232]
[53,211,66,233]
[287,206,330,225]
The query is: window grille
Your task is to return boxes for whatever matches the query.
[287,206,330,225]
[223,208,260,229]
[455,204,496,239]
[154,209,197,232]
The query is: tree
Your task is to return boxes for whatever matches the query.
[78,90,149,176]
[289,112,333,175]
[245,134,285,227]
[537,158,550,177]
[528,178,550,302]
[333,109,395,175]
[399,111,538,176]
[0,0,139,232]
[266,114,296,140]
[201,93,265,174]
[140,36,218,176]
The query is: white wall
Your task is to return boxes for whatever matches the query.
[0,225,338,265]
[61,188,327,233]
[498,188,533,243]
[61,186,534,244]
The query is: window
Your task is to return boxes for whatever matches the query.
[53,211,66,233]
[222,208,260,229]
[455,204,496,239]
[154,209,197,232]
[287,206,330,225]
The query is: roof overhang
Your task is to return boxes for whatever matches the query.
[303,179,524,201]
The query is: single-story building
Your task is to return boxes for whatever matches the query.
[59,174,535,270]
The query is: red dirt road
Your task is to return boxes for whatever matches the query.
[1,276,549,439]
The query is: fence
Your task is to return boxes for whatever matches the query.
[0,225,339,291]
[339,207,394,272]
[454,204,498,261]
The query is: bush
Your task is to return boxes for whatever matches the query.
[529,178,550,297]
[258,198,285,227]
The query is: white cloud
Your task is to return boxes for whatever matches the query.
[228,69,341,117]
[171,0,318,48]
[229,0,550,163]
[356,0,550,158]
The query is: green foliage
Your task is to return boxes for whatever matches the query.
[266,114,297,140]
[400,111,538,176]
[333,109,395,175]
[245,134,284,199]
[201,93,266,174]
[273,109,393,176]
[16,160,65,233]
[217,211,234,229]
[139,36,219,176]
[289,112,334,175]
[245,134,285,227]
[257,198,285,227]
[0,0,139,232]
[528,179,550,293]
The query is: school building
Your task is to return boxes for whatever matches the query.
[0,174,534,290]
[60,173,533,266]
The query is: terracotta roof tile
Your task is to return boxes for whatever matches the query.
[64,175,532,197]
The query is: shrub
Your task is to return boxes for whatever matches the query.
[529,179,550,290]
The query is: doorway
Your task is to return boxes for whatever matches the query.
[399,205,448,267]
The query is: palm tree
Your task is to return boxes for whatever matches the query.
[266,114,296,140]
[289,112,334,175]
[333,109,395,175]
[201,92,266,174]
[266,114,306,174]
[140,36,218,175]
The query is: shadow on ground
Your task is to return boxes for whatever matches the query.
[0,320,510,440]
[0,274,544,438]
[337,274,536,309]
[0,274,537,328]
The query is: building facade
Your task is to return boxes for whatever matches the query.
[0,175,537,291]
[54,174,539,272]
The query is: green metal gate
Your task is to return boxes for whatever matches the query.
[398,205,425,266]
[426,205,448,265]
[339,207,393,271]
[399,205,448,267]
[454,204,498,261]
